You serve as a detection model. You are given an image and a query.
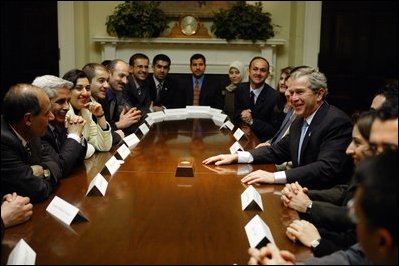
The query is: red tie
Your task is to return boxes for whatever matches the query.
[193,79,200,106]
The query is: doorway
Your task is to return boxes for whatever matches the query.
[1,1,59,101]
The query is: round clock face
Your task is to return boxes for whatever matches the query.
[180,15,199,36]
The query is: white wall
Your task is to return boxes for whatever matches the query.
[58,1,321,87]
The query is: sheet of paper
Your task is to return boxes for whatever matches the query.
[244,215,275,248]
[46,196,80,225]
[229,141,244,154]
[86,173,108,196]
[233,128,245,140]
[7,239,36,265]
[105,156,121,175]
[241,185,264,211]
[116,143,130,160]
[123,133,140,148]
[139,123,150,136]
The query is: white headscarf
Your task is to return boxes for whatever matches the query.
[226,60,245,92]
[229,61,245,79]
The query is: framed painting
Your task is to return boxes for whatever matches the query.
[156,1,240,18]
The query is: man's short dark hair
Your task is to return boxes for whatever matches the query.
[2,84,42,124]
[190,53,206,65]
[153,54,171,66]
[129,53,149,66]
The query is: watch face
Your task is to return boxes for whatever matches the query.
[180,15,198,36]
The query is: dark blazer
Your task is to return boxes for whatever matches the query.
[121,75,151,116]
[1,117,61,203]
[41,124,87,177]
[148,74,183,108]
[303,243,371,265]
[249,102,353,189]
[234,82,281,142]
[179,75,224,109]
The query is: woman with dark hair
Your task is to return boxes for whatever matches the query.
[63,69,112,159]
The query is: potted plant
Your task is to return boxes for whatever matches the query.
[106,1,168,38]
[211,1,278,43]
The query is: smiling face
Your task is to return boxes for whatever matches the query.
[50,86,71,124]
[228,67,242,85]
[109,61,129,92]
[70,77,91,110]
[278,72,289,93]
[90,69,110,100]
[287,76,324,118]
[132,58,150,82]
[346,125,373,165]
[248,58,269,88]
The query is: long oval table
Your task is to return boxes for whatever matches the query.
[1,118,312,264]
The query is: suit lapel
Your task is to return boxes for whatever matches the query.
[297,102,329,163]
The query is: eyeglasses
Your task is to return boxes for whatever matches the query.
[347,198,358,224]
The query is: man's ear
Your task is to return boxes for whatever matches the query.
[317,88,326,101]
[377,228,393,252]
[24,112,32,126]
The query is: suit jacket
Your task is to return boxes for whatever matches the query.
[249,102,353,189]
[148,74,183,108]
[1,117,61,203]
[301,174,356,231]
[121,75,152,116]
[234,82,281,142]
[41,123,87,177]
[303,243,371,265]
[179,75,224,109]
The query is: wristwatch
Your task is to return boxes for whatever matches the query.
[305,201,313,214]
[310,238,321,251]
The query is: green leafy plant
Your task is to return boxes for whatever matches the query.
[211,1,278,43]
[106,1,168,38]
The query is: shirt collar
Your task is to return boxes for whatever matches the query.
[9,124,28,147]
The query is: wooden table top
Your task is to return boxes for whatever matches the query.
[1,118,312,264]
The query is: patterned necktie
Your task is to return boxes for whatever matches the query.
[193,79,200,106]
[297,120,309,164]
[249,91,255,110]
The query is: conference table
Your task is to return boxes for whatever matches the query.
[1,118,312,264]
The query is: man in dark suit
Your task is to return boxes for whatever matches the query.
[32,75,87,177]
[203,66,353,189]
[234,56,281,142]
[121,53,152,118]
[106,59,141,136]
[148,54,183,110]
[1,84,62,203]
[178,53,224,109]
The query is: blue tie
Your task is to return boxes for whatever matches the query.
[297,120,309,164]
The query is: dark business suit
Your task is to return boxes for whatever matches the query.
[303,243,371,265]
[234,82,281,142]
[148,74,183,108]
[41,123,87,177]
[1,117,61,203]
[179,75,224,109]
[250,102,353,189]
[121,75,151,116]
